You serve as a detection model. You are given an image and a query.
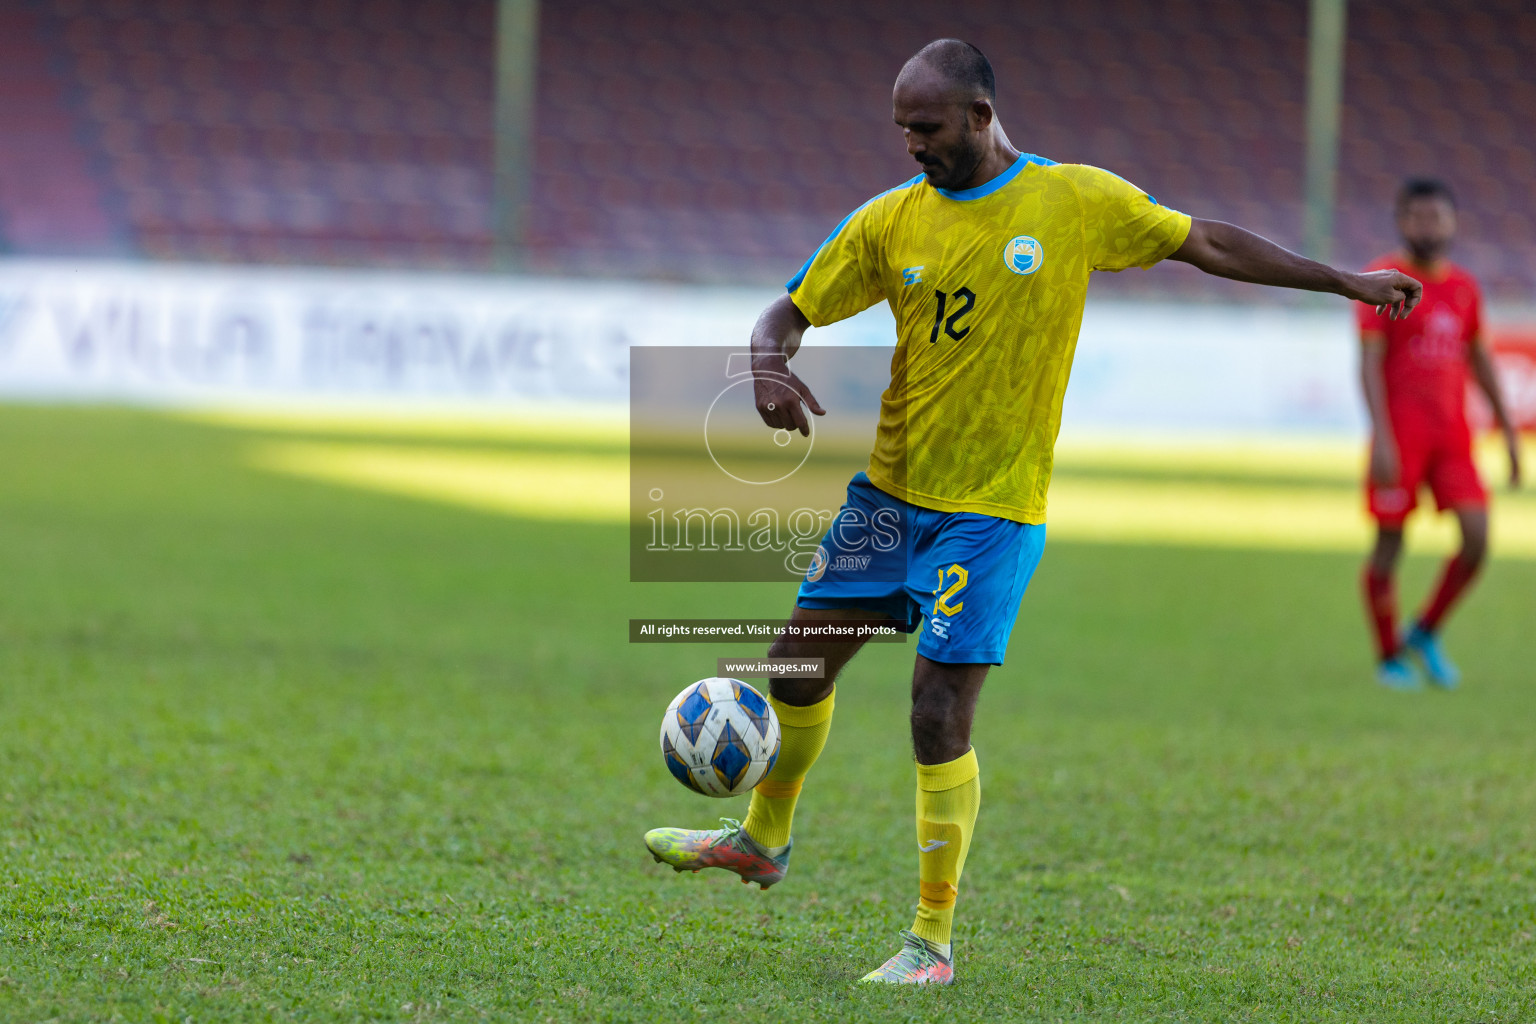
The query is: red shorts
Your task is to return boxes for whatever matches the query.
[1366,425,1486,526]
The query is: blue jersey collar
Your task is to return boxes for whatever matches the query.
[934,152,1055,200]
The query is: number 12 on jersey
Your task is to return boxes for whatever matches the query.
[929,287,976,345]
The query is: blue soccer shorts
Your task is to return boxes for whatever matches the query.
[796,472,1046,665]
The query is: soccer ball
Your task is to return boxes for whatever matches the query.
[659,677,781,797]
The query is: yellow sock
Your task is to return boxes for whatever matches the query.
[741,688,834,849]
[911,748,980,947]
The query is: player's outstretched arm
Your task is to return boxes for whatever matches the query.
[749,294,825,436]
[1169,218,1422,319]
[1469,336,1523,488]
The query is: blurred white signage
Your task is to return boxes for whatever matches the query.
[0,260,659,403]
[1067,301,1363,433]
[0,259,1384,432]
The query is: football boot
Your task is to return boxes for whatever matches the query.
[1405,623,1460,690]
[860,929,954,985]
[1375,653,1422,691]
[643,817,791,889]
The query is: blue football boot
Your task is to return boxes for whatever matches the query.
[1405,623,1460,690]
[1376,653,1422,692]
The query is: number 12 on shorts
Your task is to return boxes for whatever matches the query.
[932,564,968,616]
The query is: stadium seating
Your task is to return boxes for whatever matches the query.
[1339,0,1536,296]
[24,0,495,267]
[3,0,1534,297]
[536,0,1536,297]
[0,5,123,254]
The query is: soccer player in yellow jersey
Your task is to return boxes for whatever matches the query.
[645,39,1422,985]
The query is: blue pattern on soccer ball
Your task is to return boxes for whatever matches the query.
[661,733,699,791]
[736,684,771,734]
[678,685,712,720]
[667,751,699,791]
[712,721,751,790]
[676,686,713,744]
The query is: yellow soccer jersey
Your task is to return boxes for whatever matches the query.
[787,153,1191,523]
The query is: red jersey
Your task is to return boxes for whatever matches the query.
[1356,256,1483,431]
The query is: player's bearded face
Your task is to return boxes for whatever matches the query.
[1397,197,1456,263]
[893,68,991,190]
[908,108,986,190]
[919,121,984,190]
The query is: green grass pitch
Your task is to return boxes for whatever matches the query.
[0,404,1533,1022]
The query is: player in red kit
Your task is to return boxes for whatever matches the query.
[1358,178,1522,690]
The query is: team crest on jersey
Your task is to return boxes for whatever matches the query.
[1004,235,1043,275]
[806,545,828,582]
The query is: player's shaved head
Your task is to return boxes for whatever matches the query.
[897,39,1001,191]
[898,39,996,104]
[892,39,1010,192]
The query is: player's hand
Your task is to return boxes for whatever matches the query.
[1369,435,1400,487]
[1350,270,1422,320]
[1505,424,1523,489]
[752,356,826,436]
